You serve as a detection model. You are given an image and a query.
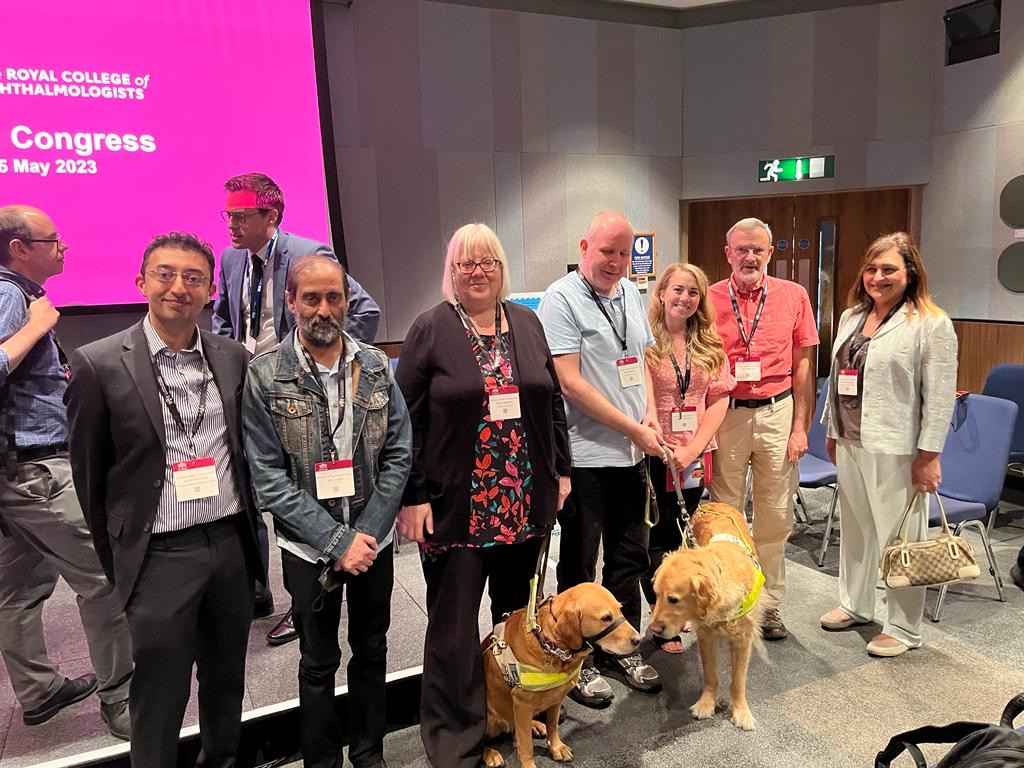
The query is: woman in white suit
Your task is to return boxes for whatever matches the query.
[819,232,957,657]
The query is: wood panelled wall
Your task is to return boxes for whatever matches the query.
[952,320,1024,393]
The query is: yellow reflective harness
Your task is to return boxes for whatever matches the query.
[486,623,583,692]
[695,504,764,621]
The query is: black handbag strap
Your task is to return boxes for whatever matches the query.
[1000,692,1024,727]
[875,722,991,768]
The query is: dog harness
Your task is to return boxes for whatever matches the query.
[486,623,583,692]
[708,532,766,621]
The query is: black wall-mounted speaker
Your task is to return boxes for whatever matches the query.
[944,0,1000,65]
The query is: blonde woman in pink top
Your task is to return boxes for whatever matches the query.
[641,263,735,652]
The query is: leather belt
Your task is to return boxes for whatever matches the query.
[16,442,68,463]
[729,388,791,409]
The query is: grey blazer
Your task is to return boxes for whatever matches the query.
[822,305,958,455]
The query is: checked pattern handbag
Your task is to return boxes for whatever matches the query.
[879,492,981,589]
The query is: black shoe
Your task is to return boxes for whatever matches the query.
[100,698,131,740]
[253,597,275,620]
[266,608,298,646]
[567,667,613,709]
[23,673,98,726]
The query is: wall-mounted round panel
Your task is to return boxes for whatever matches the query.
[999,175,1024,227]
[997,242,1024,293]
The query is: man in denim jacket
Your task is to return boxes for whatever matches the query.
[242,255,411,768]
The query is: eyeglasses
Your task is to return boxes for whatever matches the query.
[22,234,65,247]
[147,269,210,287]
[731,246,768,258]
[455,258,500,274]
[220,210,267,225]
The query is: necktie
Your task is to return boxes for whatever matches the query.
[248,252,264,340]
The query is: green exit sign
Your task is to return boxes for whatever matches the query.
[758,155,835,183]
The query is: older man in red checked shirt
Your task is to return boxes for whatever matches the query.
[708,217,819,641]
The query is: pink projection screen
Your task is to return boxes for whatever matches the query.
[0,0,331,308]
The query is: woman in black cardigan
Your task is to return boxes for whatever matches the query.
[396,223,571,768]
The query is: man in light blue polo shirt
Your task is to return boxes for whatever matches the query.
[538,210,663,708]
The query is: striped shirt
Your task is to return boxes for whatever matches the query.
[143,317,242,533]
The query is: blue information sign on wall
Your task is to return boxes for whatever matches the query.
[630,232,656,277]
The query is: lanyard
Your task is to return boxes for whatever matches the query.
[728,279,768,355]
[668,345,691,402]
[300,345,347,461]
[150,351,210,458]
[454,301,512,386]
[845,298,905,369]
[244,233,277,336]
[577,270,627,353]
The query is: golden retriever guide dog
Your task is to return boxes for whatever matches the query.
[649,502,765,731]
[482,582,640,768]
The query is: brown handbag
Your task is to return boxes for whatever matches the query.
[879,492,981,589]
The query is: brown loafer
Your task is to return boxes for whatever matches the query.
[267,608,298,646]
[761,608,788,640]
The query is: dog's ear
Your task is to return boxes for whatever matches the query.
[548,593,584,652]
[694,574,718,621]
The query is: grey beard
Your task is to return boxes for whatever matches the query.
[296,314,344,346]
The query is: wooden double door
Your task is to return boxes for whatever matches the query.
[685,188,912,373]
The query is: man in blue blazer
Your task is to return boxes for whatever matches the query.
[211,173,381,646]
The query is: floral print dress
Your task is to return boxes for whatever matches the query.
[421,329,535,556]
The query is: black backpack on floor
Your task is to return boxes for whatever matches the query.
[874,693,1024,767]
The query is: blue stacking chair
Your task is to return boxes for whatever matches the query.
[928,393,1017,622]
[981,364,1024,479]
[794,379,841,567]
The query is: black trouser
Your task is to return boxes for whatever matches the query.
[419,537,544,768]
[640,455,704,607]
[282,545,394,768]
[124,517,253,768]
[556,462,650,667]
[254,511,273,605]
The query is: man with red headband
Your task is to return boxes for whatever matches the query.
[212,172,380,647]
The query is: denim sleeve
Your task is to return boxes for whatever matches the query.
[352,368,412,545]
[242,365,357,562]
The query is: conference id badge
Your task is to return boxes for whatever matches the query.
[172,457,219,502]
[734,356,761,382]
[244,336,258,356]
[616,356,642,388]
[671,405,698,432]
[838,369,859,396]
[314,460,355,500]
[487,386,521,421]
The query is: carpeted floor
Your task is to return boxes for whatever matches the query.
[4,488,1023,767]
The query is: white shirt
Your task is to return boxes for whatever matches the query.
[241,233,279,355]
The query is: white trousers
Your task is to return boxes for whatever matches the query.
[835,439,927,647]
[710,396,797,610]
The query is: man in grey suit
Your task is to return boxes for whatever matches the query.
[211,172,381,645]
[67,232,263,768]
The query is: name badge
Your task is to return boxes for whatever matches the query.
[666,457,705,492]
[172,457,219,501]
[487,386,521,421]
[244,336,258,356]
[838,369,859,396]
[314,459,355,500]
[671,406,698,432]
[734,356,761,382]
[616,356,642,388]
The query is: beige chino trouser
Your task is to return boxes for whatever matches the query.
[710,396,797,611]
